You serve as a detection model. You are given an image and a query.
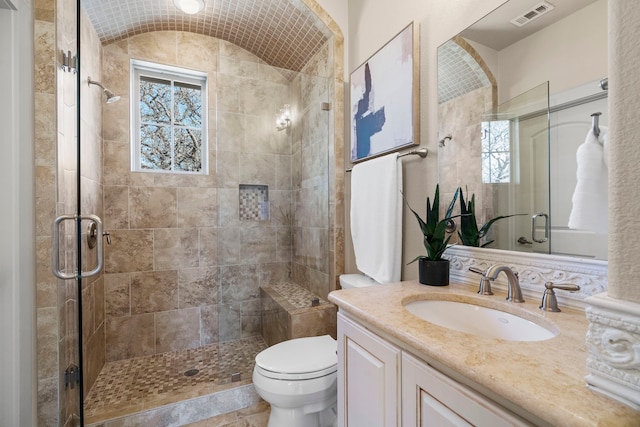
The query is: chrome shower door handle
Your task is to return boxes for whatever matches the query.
[52,214,104,280]
[82,214,104,279]
[531,212,549,243]
[52,214,76,279]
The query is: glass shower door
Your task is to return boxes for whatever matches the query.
[483,82,551,254]
[52,0,105,425]
[51,0,83,423]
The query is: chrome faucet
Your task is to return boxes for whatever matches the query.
[486,264,525,303]
[539,282,580,312]
[469,266,493,295]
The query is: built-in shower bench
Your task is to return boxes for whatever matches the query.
[260,282,337,346]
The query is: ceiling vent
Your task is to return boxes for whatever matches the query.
[510,1,555,27]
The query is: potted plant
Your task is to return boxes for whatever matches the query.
[457,187,525,247]
[405,185,461,286]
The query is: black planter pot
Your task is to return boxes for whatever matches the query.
[418,258,450,286]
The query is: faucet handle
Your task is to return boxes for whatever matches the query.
[539,282,580,312]
[469,267,493,295]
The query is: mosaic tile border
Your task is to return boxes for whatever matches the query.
[269,281,330,309]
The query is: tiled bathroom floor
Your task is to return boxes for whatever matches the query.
[84,336,268,424]
[183,400,270,427]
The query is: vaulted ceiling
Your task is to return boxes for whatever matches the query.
[81,0,333,72]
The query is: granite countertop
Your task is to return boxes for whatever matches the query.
[328,281,640,427]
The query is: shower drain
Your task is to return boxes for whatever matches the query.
[184,369,200,377]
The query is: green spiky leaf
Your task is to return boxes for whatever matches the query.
[404,185,464,261]
[457,186,526,247]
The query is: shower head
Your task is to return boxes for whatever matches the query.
[87,77,121,104]
[103,90,120,104]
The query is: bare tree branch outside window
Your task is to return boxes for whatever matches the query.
[138,75,204,173]
[481,120,510,183]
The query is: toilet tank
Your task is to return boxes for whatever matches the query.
[339,274,381,289]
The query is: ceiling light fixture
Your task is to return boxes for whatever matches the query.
[173,0,205,15]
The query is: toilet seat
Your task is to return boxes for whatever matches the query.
[255,335,337,381]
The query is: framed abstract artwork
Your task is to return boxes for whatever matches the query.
[349,21,420,162]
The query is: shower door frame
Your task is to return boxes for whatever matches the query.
[54,0,89,424]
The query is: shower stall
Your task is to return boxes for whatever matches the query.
[39,0,342,425]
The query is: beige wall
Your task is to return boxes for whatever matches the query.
[345,0,506,280]
[608,0,640,304]
[464,1,607,104]
[496,0,607,103]
[344,0,609,280]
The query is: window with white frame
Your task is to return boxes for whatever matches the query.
[131,60,208,174]
[481,119,511,183]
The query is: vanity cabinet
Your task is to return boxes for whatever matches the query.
[337,312,530,427]
[337,312,401,426]
[401,352,529,426]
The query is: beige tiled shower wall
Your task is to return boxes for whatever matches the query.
[99,31,332,362]
[291,40,334,300]
[34,1,343,424]
[437,85,496,238]
[79,6,106,402]
[34,0,59,422]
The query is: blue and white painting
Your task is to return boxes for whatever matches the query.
[350,22,417,162]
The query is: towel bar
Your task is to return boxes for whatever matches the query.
[346,148,428,173]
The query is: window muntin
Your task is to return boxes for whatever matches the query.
[481,120,510,183]
[132,61,207,174]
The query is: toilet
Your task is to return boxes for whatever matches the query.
[253,335,338,427]
[338,273,381,289]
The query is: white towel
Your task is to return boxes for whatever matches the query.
[601,127,609,168]
[568,128,608,233]
[350,153,402,284]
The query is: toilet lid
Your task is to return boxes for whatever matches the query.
[255,335,337,380]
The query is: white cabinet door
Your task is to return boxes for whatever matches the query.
[402,353,530,427]
[338,312,401,427]
[417,390,472,427]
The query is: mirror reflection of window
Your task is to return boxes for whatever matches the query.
[481,120,510,183]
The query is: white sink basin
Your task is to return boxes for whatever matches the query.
[404,300,557,342]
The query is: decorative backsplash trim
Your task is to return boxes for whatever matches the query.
[585,292,640,410]
[445,245,608,308]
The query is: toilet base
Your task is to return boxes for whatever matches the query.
[267,399,337,427]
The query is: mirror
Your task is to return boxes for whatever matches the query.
[437,0,608,260]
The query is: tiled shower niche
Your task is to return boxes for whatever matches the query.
[239,184,270,221]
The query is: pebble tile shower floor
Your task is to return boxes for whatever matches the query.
[84,336,268,424]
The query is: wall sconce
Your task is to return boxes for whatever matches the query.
[276,104,291,131]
